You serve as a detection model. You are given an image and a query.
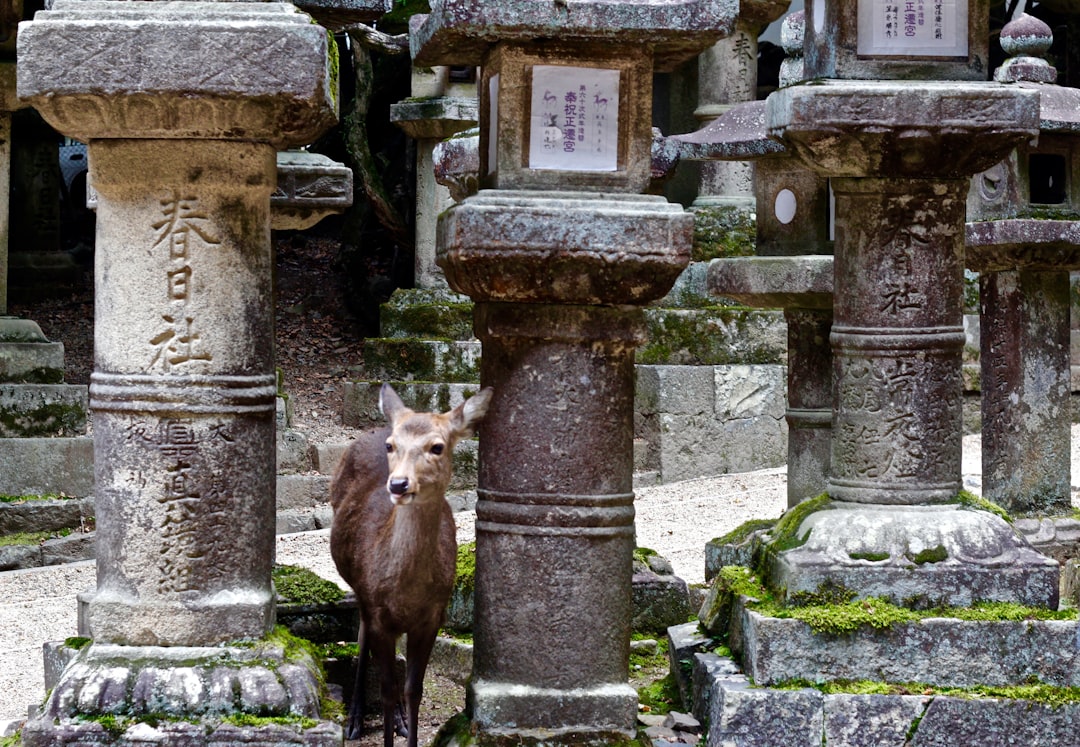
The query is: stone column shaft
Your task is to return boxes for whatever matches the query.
[0,111,8,316]
[470,301,639,734]
[979,268,1071,515]
[828,178,966,505]
[785,306,832,505]
[86,139,277,646]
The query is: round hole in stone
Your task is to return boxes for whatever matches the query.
[813,0,825,34]
[775,188,797,224]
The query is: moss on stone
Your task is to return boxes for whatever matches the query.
[272,565,345,606]
[764,493,831,556]
[848,551,890,562]
[951,489,1013,524]
[64,636,92,650]
[0,492,67,503]
[0,529,68,547]
[455,541,476,595]
[909,545,948,564]
[711,518,777,548]
[690,206,757,262]
[0,401,86,437]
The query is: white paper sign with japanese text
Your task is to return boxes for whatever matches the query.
[528,65,619,172]
[857,0,968,57]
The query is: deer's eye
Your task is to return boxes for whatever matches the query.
[430,443,445,456]
[385,442,394,453]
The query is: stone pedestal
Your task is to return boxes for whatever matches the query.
[17,1,338,743]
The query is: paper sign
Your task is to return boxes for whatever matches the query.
[528,65,619,172]
[856,0,968,57]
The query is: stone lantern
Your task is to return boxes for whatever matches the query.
[966,13,1080,517]
[410,1,735,742]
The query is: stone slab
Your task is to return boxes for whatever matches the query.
[0,384,87,437]
[735,601,1080,688]
[635,364,787,483]
[390,96,478,140]
[379,287,475,340]
[0,437,93,496]
[638,308,787,366]
[276,474,331,511]
[270,151,353,231]
[708,255,834,309]
[277,429,312,474]
[0,496,93,534]
[410,0,736,72]
[700,655,1080,747]
[0,341,64,383]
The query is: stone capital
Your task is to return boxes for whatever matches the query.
[16,1,337,148]
[437,190,692,305]
[767,81,1040,178]
[966,220,1080,271]
[708,255,833,309]
[410,0,737,72]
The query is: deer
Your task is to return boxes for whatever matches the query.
[329,382,493,746]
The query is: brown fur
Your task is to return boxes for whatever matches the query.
[329,383,492,746]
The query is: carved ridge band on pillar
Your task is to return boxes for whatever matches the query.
[476,489,636,537]
[831,327,966,352]
[89,372,277,414]
[786,408,832,428]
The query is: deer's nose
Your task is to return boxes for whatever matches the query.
[389,478,410,495]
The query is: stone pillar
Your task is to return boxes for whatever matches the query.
[87,139,278,644]
[978,268,1070,515]
[963,15,1078,518]
[471,301,641,734]
[828,177,966,506]
[17,1,339,742]
[785,305,832,503]
[413,3,734,740]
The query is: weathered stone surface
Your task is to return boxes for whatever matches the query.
[707,255,833,309]
[358,338,481,383]
[631,570,691,633]
[635,364,787,482]
[0,339,64,383]
[967,221,1080,268]
[433,128,480,204]
[704,521,773,581]
[410,0,737,72]
[908,693,1080,746]
[17,1,337,147]
[769,502,1060,608]
[438,191,692,306]
[0,383,87,437]
[40,531,96,566]
[668,621,713,710]
[277,428,312,474]
[0,542,41,571]
[767,81,1040,179]
[1017,516,1080,564]
[270,151,353,231]
[0,436,93,496]
[670,100,785,162]
[709,674,824,746]
[390,96,477,141]
[379,287,475,340]
[736,603,1080,687]
[638,308,786,366]
[293,0,389,30]
[691,652,741,724]
[0,496,93,534]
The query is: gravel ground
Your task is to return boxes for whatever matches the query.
[2,428,1078,730]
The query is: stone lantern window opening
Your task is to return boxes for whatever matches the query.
[1028,151,1068,206]
[448,65,477,84]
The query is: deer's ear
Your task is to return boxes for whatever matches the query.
[450,387,493,439]
[379,383,408,425]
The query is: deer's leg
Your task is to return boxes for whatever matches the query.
[345,619,369,740]
[370,630,399,747]
[402,628,438,747]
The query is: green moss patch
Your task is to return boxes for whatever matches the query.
[272,565,345,606]
[951,490,1012,524]
[456,541,477,594]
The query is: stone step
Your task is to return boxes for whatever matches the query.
[730,597,1080,689]
[0,383,88,437]
[352,338,481,383]
[0,495,94,535]
[0,437,93,496]
[638,307,786,366]
[0,341,65,384]
[694,651,1080,746]
[379,287,475,340]
[652,261,715,309]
